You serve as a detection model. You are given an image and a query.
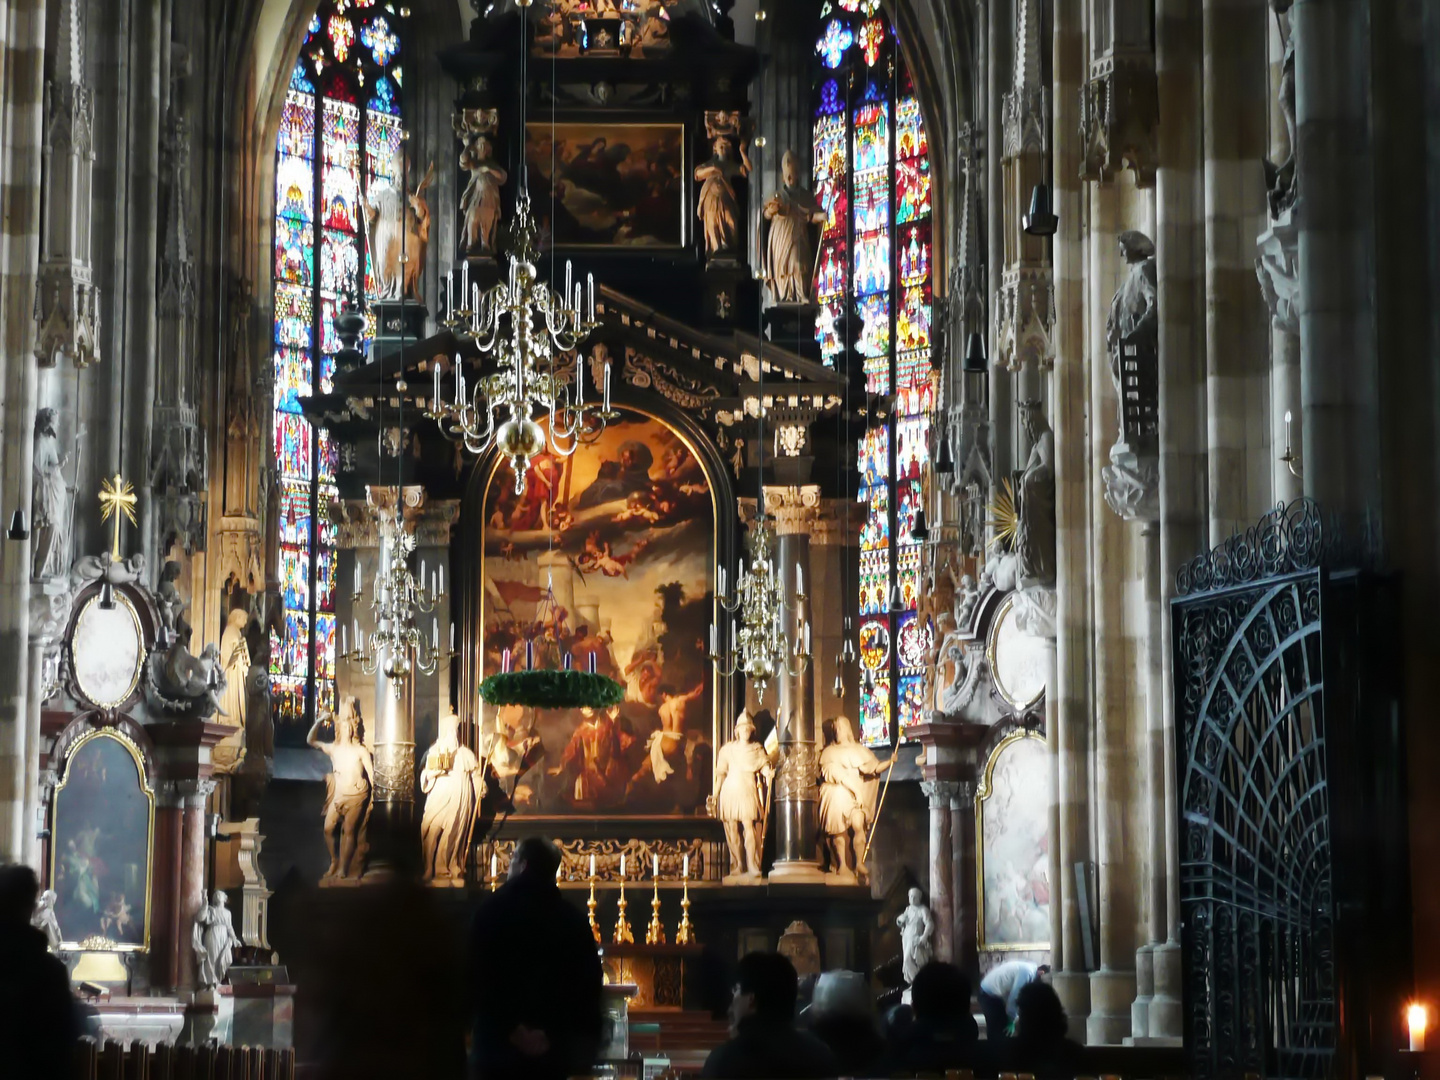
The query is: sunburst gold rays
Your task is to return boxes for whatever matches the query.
[985,476,1019,551]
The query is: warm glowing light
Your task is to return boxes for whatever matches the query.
[1408,1003,1427,1052]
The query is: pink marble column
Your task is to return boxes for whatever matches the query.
[176,780,214,991]
[921,780,957,963]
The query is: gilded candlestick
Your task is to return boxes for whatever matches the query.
[613,880,634,945]
[675,878,695,945]
[587,874,601,944]
[645,877,666,945]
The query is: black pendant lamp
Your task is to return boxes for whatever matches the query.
[963,330,989,373]
[98,580,117,611]
[6,509,27,541]
[911,507,930,543]
[1022,183,1059,236]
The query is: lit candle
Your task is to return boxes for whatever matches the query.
[683,854,689,879]
[438,564,445,596]
[619,853,625,878]
[1411,1004,1428,1052]
[502,648,512,673]
[1284,409,1293,451]
[653,854,659,878]
[589,853,596,879]
[490,852,497,879]
[795,561,804,595]
[450,623,456,653]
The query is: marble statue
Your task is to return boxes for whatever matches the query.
[1104,230,1158,435]
[32,888,61,950]
[1266,1,1297,216]
[403,162,434,304]
[762,150,826,304]
[152,636,226,718]
[310,699,373,882]
[818,716,895,883]
[212,608,251,773]
[1015,400,1056,589]
[32,408,71,580]
[192,890,240,990]
[459,135,507,256]
[896,887,936,984]
[694,134,751,260]
[365,163,433,303]
[420,711,483,886]
[711,711,773,881]
[156,559,191,644]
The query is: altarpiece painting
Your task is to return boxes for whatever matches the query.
[976,730,1052,950]
[480,408,715,817]
[50,729,154,949]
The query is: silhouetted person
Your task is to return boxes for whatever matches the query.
[468,837,602,1080]
[978,958,1049,1040]
[0,864,77,1080]
[1004,981,1083,1079]
[805,970,886,1077]
[701,951,840,1079]
[889,961,983,1076]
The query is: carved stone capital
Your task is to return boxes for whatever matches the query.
[762,485,821,536]
[214,517,263,594]
[995,266,1055,372]
[1080,50,1159,188]
[920,778,962,808]
[340,490,458,548]
[157,777,217,809]
[623,347,721,414]
[949,781,975,808]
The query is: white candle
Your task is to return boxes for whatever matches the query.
[619,853,625,878]
[709,624,717,655]
[587,272,595,320]
[450,623,456,652]
[447,272,453,318]
[354,559,362,596]
[795,562,804,595]
[1410,1004,1427,1052]
[432,617,439,650]
[603,362,612,410]
[589,853,596,879]
[565,260,573,304]
[490,852,497,879]
[462,261,469,307]
[718,566,727,596]
[653,854,659,878]
[438,565,445,596]
[420,559,426,587]
[341,623,348,654]
[683,854,689,879]
[432,361,441,410]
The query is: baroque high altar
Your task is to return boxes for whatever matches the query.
[0,0,1434,1074]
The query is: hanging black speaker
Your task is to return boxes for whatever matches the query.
[1022,183,1059,236]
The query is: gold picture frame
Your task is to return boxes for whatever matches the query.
[985,592,1047,712]
[975,728,1051,952]
[49,727,155,952]
[69,591,145,710]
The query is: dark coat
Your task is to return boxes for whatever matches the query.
[0,924,78,1080]
[701,1017,841,1079]
[468,873,604,1080]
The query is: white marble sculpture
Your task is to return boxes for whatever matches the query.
[212,608,250,773]
[1105,230,1158,430]
[193,890,241,990]
[711,712,773,881]
[310,698,374,882]
[1015,400,1056,589]
[763,150,827,304]
[32,888,62,951]
[420,711,483,885]
[818,716,895,883]
[365,162,433,304]
[896,887,936,984]
[155,559,191,643]
[32,408,71,580]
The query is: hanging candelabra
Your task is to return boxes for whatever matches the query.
[340,518,454,694]
[428,190,616,494]
[708,515,812,699]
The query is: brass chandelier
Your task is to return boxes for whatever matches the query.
[428,190,616,493]
[340,518,454,694]
[708,514,812,699]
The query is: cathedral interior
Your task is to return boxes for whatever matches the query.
[2,0,1438,1076]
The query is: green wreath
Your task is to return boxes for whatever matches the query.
[478,669,626,710]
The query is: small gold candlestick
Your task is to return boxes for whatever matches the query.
[675,877,695,945]
[613,856,634,944]
[587,874,601,944]
[646,878,666,945]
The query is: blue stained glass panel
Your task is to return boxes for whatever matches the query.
[274,283,313,348]
[320,230,361,295]
[278,92,315,160]
[273,347,313,413]
[360,16,399,66]
[816,19,854,67]
[322,99,361,170]
[276,153,314,221]
[274,218,314,285]
[278,482,312,547]
[274,412,313,481]
[279,547,310,611]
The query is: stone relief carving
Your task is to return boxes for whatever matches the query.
[995,267,1056,372]
[1256,218,1299,335]
[147,637,226,719]
[622,348,721,411]
[485,837,719,884]
[149,404,207,555]
[1011,585,1058,640]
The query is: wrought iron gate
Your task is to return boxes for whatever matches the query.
[1171,501,1409,1080]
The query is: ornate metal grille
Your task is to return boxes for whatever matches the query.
[1172,500,1408,1080]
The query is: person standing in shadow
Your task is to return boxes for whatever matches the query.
[0,865,78,1080]
[701,952,840,1079]
[468,837,603,1080]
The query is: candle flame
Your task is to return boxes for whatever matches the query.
[1409,1003,1428,1035]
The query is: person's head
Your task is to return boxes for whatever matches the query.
[0,863,40,928]
[910,962,971,1027]
[908,887,924,906]
[659,684,678,702]
[508,836,563,883]
[730,951,799,1032]
[211,889,228,908]
[227,608,249,631]
[832,715,856,744]
[1014,980,1068,1046]
[782,149,800,187]
[808,970,872,1023]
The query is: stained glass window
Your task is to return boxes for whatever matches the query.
[813,7,934,746]
[272,2,406,728]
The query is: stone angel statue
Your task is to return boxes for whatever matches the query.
[817,715,895,883]
[365,161,435,303]
[193,890,241,990]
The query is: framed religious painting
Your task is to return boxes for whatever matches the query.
[975,729,1052,952]
[525,122,688,249]
[49,729,155,951]
[478,406,717,819]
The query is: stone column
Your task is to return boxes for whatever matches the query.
[949,782,977,977]
[765,485,824,883]
[1050,0,1094,1035]
[920,779,958,963]
[370,513,417,877]
[176,779,214,991]
[1293,0,1380,542]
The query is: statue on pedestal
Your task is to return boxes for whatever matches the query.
[694,133,750,260]
[31,888,61,951]
[155,559,191,644]
[212,608,251,774]
[1105,230,1158,430]
[762,150,826,305]
[309,698,373,883]
[193,890,240,989]
[32,408,71,580]
[818,716,895,883]
[420,711,483,885]
[459,134,507,257]
[1015,401,1056,589]
[710,712,773,881]
[364,161,435,303]
[896,887,936,984]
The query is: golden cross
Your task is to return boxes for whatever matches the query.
[98,474,138,560]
